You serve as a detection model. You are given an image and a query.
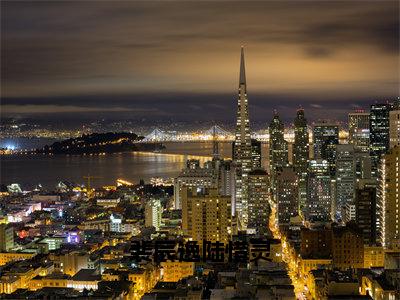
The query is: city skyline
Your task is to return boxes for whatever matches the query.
[1,2,399,297]
[1,1,399,123]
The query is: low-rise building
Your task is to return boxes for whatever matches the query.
[364,246,385,268]
[160,261,194,282]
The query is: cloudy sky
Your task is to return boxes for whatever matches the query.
[1,1,399,124]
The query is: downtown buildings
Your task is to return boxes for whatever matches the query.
[1,50,400,300]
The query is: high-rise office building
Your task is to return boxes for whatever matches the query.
[313,122,339,175]
[293,108,309,174]
[389,108,400,149]
[269,112,288,201]
[335,144,356,221]
[0,224,14,251]
[145,199,163,231]
[348,111,370,153]
[174,160,217,209]
[181,187,232,244]
[378,146,400,249]
[276,167,299,225]
[293,109,308,213]
[233,47,252,229]
[306,159,333,222]
[247,169,270,234]
[370,103,391,175]
[355,180,377,246]
[269,112,289,174]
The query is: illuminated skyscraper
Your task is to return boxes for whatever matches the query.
[348,111,370,153]
[293,108,309,212]
[269,112,288,199]
[269,112,288,173]
[313,122,339,175]
[370,103,391,175]
[247,169,270,234]
[233,47,252,229]
[293,108,309,173]
[378,146,400,249]
[335,144,356,221]
[306,159,333,222]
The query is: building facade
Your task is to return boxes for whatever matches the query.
[145,199,162,231]
[173,160,217,209]
[181,187,232,244]
[0,224,14,252]
[355,180,377,246]
[332,225,364,270]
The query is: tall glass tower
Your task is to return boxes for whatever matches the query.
[269,112,288,173]
[293,108,309,213]
[370,103,391,176]
[293,108,309,174]
[233,47,252,229]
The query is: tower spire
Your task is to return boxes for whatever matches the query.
[239,46,246,85]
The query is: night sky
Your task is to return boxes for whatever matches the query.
[1,1,399,124]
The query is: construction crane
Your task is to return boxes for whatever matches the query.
[83,175,102,199]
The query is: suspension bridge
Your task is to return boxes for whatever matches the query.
[140,125,235,143]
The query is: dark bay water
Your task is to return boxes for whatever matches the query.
[1,141,270,189]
